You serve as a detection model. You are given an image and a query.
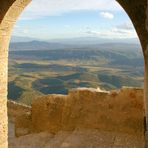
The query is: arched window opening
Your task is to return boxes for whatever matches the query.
[8,0,143,105]
[6,0,145,147]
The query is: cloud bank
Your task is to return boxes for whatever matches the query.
[85,21,137,39]
[20,0,121,20]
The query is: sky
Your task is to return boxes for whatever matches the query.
[12,0,138,40]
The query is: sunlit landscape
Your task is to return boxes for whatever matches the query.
[5,0,146,147]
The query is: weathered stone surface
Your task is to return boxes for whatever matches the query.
[8,101,31,137]
[115,3,148,147]
[8,100,31,122]
[0,98,8,148]
[0,1,31,147]
[11,87,144,147]
[15,112,32,137]
[8,129,144,148]
[15,87,144,139]
[32,94,66,133]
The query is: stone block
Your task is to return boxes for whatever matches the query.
[15,112,31,137]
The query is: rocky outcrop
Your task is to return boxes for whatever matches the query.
[12,87,144,138]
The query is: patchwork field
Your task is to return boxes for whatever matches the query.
[8,42,144,105]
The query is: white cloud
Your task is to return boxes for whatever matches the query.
[19,0,121,20]
[12,27,29,36]
[100,12,114,19]
[116,22,134,30]
[85,21,137,39]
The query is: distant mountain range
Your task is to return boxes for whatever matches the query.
[8,36,144,102]
[10,36,38,43]
[9,41,69,51]
[10,36,140,45]
[49,37,140,45]
[9,41,143,68]
[9,36,141,52]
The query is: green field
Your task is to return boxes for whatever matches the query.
[8,43,144,105]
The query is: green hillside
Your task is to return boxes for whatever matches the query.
[8,42,144,105]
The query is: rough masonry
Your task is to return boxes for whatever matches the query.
[14,87,144,138]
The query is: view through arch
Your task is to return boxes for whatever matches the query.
[8,0,144,105]
[1,0,146,148]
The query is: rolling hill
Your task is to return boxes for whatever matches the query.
[8,40,144,105]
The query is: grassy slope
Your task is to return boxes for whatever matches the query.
[8,46,144,105]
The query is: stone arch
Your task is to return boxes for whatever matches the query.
[0,0,148,147]
[116,1,148,145]
[0,1,31,147]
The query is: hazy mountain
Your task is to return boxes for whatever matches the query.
[9,41,70,51]
[10,36,141,52]
[11,36,140,45]
[9,40,142,52]
[49,37,140,45]
[10,36,38,43]
[9,42,143,68]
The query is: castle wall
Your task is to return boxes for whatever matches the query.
[15,88,144,138]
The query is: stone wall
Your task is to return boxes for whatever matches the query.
[14,87,144,138]
[8,100,31,122]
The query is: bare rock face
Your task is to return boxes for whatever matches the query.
[14,87,144,138]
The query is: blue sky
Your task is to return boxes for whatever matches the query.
[12,0,138,40]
